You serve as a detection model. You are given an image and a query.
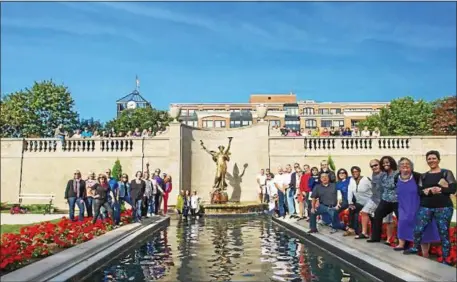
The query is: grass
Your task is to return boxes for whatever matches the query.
[1,219,61,235]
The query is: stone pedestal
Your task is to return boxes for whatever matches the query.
[210,190,228,204]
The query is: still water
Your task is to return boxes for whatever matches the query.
[85,216,377,282]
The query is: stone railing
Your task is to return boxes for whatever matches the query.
[23,138,137,153]
[303,137,411,151]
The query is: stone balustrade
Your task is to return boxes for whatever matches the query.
[22,138,141,153]
[303,136,411,151]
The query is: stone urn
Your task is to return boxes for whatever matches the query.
[256,104,268,122]
[169,105,181,122]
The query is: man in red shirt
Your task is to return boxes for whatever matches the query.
[298,164,312,220]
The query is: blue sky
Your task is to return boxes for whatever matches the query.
[1,2,456,122]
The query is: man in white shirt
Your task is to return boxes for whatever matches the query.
[265,173,277,214]
[274,166,286,218]
[256,169,267,204]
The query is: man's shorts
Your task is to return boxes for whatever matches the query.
[361,199,394,223]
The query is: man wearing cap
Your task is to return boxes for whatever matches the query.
[64,170,86,221]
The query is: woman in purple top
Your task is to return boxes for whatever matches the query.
[395,157,439,256]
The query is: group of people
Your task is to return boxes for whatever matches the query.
[279,125,381,138]
[256,150,456,265]
[175,190,202,219]
[54,124,167,141]
[64,167,172,225]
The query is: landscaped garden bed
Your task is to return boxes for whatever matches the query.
[0,210,133,274]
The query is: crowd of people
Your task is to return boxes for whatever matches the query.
[64,167,172,226]
[277,125,381,137]
[175,190,202,219]
[54,125,167,140]
[256,150,456,265]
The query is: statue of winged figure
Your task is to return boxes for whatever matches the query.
[200,137,233,190]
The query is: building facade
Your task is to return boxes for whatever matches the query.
[174,93,389,131]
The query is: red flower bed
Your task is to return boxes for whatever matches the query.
[0,210,133,273]
[339,210,457,266]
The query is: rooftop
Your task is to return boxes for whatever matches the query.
[116,90,149,104]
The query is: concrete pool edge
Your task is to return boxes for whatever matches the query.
[1,216,170,282]
[272,216,429,282]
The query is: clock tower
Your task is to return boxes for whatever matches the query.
[115,76,151,117]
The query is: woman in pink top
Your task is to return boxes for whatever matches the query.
[163,173,173,215]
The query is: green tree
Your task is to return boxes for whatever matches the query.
[112,159,123,181]
[78,117,104,132]
[0,80,79,137]
[105,107,171,134]
[327,155,336,171]
[358,96,433,136]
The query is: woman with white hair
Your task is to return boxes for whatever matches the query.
[394,157,439,254]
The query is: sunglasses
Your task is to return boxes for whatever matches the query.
[370,164,379,168]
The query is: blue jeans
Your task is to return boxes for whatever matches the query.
[277,190,286,217]
[68,197,85,221]
[148,196,156,214]
[287,188,296,215]
[112,202,121,225]
[309,204,341,231]
[85,197,93,217]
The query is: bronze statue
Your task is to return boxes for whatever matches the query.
[200,137,233,191]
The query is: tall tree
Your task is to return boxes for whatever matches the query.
[0,80,79,137]
[432,96,457,135]
[105,107,170,134]
[357,96,434,136]
[77,117,104,132]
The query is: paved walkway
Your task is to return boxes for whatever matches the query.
[1,214,66,225]
[275,217,457,282]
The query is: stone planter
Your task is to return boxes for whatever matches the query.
[169,105,181,122]
[256,104,268,122]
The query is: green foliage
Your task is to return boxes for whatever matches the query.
[77,117,104,133]
[105,107,171,134]
[327,155,336,171]
[0,80,79,137]
[112,159,123,181]
[357,96,434,136]
[431,96,457,135]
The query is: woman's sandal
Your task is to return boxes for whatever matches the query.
[354,234,369,239]
[343,229,356,236]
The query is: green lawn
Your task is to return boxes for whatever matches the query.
[1,219,61,235]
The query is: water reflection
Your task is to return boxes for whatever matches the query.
[88,216,374,282]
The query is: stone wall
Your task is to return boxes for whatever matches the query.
[1,122,455,209]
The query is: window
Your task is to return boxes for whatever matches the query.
[303,107,315,115]
[269,120,280,127]
[330,108,342,115]
[285,120,300,130]
[188,109,195,115]
[318,108,329,115]
[230,120,241,128]
[241,120,252,126]
[321,120,332,128]
[285,107,299,116]
[305,119,317,129]
[332,120,345,128]
[214,120,226,128]
[185,121,198,127]
[351,120,360,127]
[202,120,213,128]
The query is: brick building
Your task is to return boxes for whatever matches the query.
[174,93,388,131]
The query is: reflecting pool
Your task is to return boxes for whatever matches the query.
[85,216,377,282]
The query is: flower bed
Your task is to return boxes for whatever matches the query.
[0,210,133,274]
[339,210,457,266]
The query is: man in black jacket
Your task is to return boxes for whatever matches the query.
[64,170,86,221]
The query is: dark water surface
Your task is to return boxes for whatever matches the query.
[84,216,377,282]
